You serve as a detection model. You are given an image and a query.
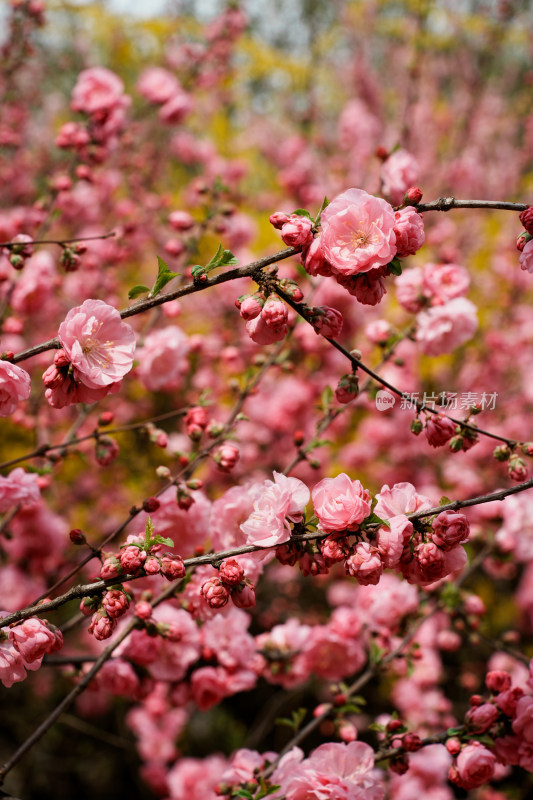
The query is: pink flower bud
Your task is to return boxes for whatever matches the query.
[144,556,161,575]
[508,455,528,482]
[102,589,130,619]
[231,580,256,608]
[280,215,314,248]
[201,577,230,609]
[134,601,153,620]
[142,497,160,513]
[239,294,264,321]
[345,542,383,585]
[80,596,99,616]
[405,186,423,205]
[69,528,86,545]
[450,742,496,790]
[311,306,343,338]
[431,510,470,550]
[119,545,147,574]
[218,559,244,587]
[320,534,351,565]
[414,541,446,583]
[465,702,499,734]
[446,738,462,756]
[95,436,120,466]
[168,210,195,230]
[184,405,208,438]
[88,612,117,641]
[424,414,456,448]
[269,211,290,229]
[99,556,122,580]
[402,732,422,752]
[519,206,533,235]
[160,553,186,581]
[301,235,331,277]
[214,443,240,473]
[486,670,511,694]
[338,721,357,742]
[261,297,288,328]
[335,373,359,404]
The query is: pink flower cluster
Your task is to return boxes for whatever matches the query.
[137,66,193,125]
[0,617,62,688]
[240,471,310,547]
[43,299,136,407]
[240,294,290,345]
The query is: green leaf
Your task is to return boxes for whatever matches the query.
[143,517,155,549]
[314,196,329,227]
[151,255,180,297]
[128,284,150,300]
[439,495,452,506]
[276,707,307,732]
[369,722,386,732]
[362,512,389,529]
[235,791,254,799]
[307,437,332,451]
[291,208,312,220]
[256,784,281,799]
[387,257,403,276]
[369,639,385,666]
[151,535,174,548]
[204,244,238,272]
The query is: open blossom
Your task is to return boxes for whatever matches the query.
[449,743,496,790]
[137,67,180,104]
[240,472,309,548]
[422,262,470,305]
[374,482,432,519]
[320,188,397,276]
[58,299,136,389]
[0,468,40,512]
[276,741,384,800]
[9,618,62,664]
[71,67,129,116]
[136,325,190,391]
[519,239,533,273]
[0,359,31,417]
[415,297,478,356]
[312,473,371,532]
[0,637,27,688]
[393,206,425,257]
[431,510,470,549]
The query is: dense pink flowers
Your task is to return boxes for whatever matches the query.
[0,360,31,417]
[415,297,478,356]
[71,67,128,116]
[58,299,136,389]
[312,473,371,532]
[320,188,397,275]
[0,468,40,512]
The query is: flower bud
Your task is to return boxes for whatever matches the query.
[404,186,423,205]
[493,444,511,461]
[69,528,86,545]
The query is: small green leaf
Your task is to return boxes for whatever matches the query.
[291,208,312,220]
[369,639,385,666]
[439,496,452,506]
[235,791,254,799]
[205,244,239,271]
[151,535,174,548]
[387,257,403,276]
[256,784,281,799]
[276,707,307,732]
[369,722,386,732]
[151,255,180,297]
[314,196,329,227]
[128,284,150,300]
[144,517,155,549]
[307,437,332,451]
[362,512,389,529]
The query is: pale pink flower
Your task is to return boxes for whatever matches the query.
[381,149,419,205]
[166,754,227,800]
[375,514,412,568]
[0,637,27,688]
[137,66,180,104]
[0,359,31,417]
[0,468,40,512]
[312,473,371,532]
[320,188,397,276]
[158,90,194,124]
[421,263,470,305]
[451,743,496,790]
[240,473,309,548]
[415,298,478,356]
[395,266,425,312]
[519,239,533,273]
[345,542,383,585]
[280,741,384,800]
[136,325,190,391]
[9,618,61,664]
[301,626,366,681]
[71,67,129,116]
[221,749,278,786]
[374,482,432,519]
[58,299,136,389]
[246,313,287,345]
[393,207,425,257]
[365,319,392,344]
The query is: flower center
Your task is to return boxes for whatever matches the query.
[351,222,378,249]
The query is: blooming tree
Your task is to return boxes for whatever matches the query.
[1,1,533,798]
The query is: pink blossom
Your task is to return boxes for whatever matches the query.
[381,149,419,205]
[422,262,470,305]
[280,215,314,248]
[0,637,27,688]
[311,306,343,338]
[302,235,332,276]
[431,511,470,550]
[416,298,478,356]
[166,754,227,800]
[374,482,432,519]
[0,468,40,512]
[465,702,499,733]
[512,695,533,741]
[71,67,129,116]
[158,90,193,124]
[214,443,240,472]
[58,299,136,389]
[137,67,180,104]
[219,559,244,587]
[201,578,230,609]
[246,313,287,345]
[101,589,130,619]
[240,472,309,548]
[89,612,117,640]
[394,207,425,257]
[119,545,147,574]
[239,294,263,320]
[376,514,412,568]
[301,627,366,682]
[190,665,230,710]
[0,359,31,417]
[136,325,190,391]
[232,581,256,608]
[279,741,384,800]
[345,542,383,585]
[425,414,456,448]
[168,209,195,231]
[9,618,61,664]
[519,239,533,273]
[365,319,392,344]
[261,297,288,328]
[486,670,512,694]
[395,266,425,312]
[451,743,496,790]
[312,473,371,532]
[336,269,387,305]
[320,188,397,276]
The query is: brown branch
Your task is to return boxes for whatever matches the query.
[415,197,527,213]
[0,232,116,248]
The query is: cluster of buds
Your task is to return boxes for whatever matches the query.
[95,435,120,466]
[237,290,289,345]
[184,405,209,440]
[82,585,131,641]
[269,211,315,250]
[144,421,168,448]
[60,242,86,272]
[201,559,255,610]
[213,443,239,473]
[4,233,34,270]
[376,718,423,776]
[308,305,344,339]
[493,443,529,481]
[335,372,359,404]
